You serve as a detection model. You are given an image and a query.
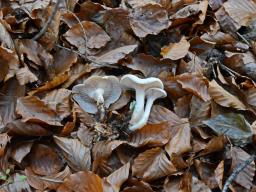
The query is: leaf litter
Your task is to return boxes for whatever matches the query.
[0,0,256,191]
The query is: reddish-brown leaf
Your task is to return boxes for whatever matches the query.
[129,4,170,38]
[161,37,190,60]
[16,96,62,126]
[11,142,33,163]
[57,171,103,192]
[132,147,176,181]
[54,136,91,171]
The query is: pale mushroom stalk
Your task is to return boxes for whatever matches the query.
[129,88,167,131]
[129,96,155,131]
[130,88,146,124]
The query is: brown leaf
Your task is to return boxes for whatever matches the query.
[176,73,210,101]
[0,21,15,49]
[43,88,72,120]
[57,171,103,192]
[25,166,71,191]
[129,123,171,147]
[174,95,191,118]
[0,78,25,130]
[15,66,38,85]
[16,96,62,126]
[208,80,246,110]
[129,4,170,38]
[27,144,62,176]
[28,72,69,95]
[244,87,256,107]
[0,133,10,157]
[214,160,224,190]
[64,21,111,53]
[127,54,171,77]
[0,46,19,82]
[200,136,225,156]
[189,95,211,126]
[54,136,91,171]
[53,48,77,76]
[223,0,256,27]
[105,162,130,192]
[6,120,50,136]
[191,176,211,192]
[165,123,191,157]
[132,147,176,181]
[90,45,138,66]
[161,37,190,60]
[230,147,255,189]
[11,142,33,163]
[77,124,95,148]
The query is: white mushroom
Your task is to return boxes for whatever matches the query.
[120,74,164,125]
[129,88,167,131]
[72,76,122,114]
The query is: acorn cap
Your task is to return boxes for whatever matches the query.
[72,75,122,114]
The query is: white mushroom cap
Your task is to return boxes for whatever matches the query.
[72,75,122,114]
[129,87,167,131]
[120,74,164,124]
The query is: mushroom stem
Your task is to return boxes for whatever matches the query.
[94,88,105,105]
[129,97,155,131]
[130,88,145,124]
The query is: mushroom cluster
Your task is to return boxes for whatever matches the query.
[72,74,166,131]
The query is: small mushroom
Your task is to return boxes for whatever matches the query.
[129,88,167,131]
[72,76,122,115]
[120,74,164,124]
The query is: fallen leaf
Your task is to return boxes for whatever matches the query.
[209,80,246,110]
[27,144,62,176]
[26,166,71,191]
[200,136,225,156]
[129,4,170,38]
[165,123,192,157]
[176,73,210,101]
[161,37,190,60]
[230,147,255,189]
[203,113,252,146]
[1,173,32,192]
[16,96,62,126]
[214,160,224,190]
[0,133,10,157]
[57,171,103,192]
[132,147,176,181]
[54,136,91,171]
[106,162,130,192]
[223,0,256,27]
[64,21,111,53]
[16,66,38,85]
[11,142,33,163]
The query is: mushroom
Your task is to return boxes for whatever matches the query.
[120,74,164,125]
[72,76,122,115]
[129,88,167,131]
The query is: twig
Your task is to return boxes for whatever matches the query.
[222,155,255,192]
[55,44,86,59]
[32,0,61,41]
[236,32,251,47]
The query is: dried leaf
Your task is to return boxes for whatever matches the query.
[1,173,32,192]
[230,147,255,189]
[223,0,256,27]
[209,80,246,110]
[57,171,103,192]
[132,147,176,181]
[203,113,252,146]
[54,136,91,171]
[176,73,210,101]
[214,160,224,190]
[64,21,111,53]
[165,123,191,157]
[200,136,225,156]
[16,96,62,126]
[129,4,170,38]
[0,133,10,157]
[161,37,190,60]
[16,66,38,85]
[106,162,130,192]
[11,142,33,163]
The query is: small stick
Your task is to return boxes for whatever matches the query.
[222,155,255,192]
[32,0,61,41]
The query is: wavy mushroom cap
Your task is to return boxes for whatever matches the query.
[145,87,167,100]
[72,76,122,114]
[120,74,164,91]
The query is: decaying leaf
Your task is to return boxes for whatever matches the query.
[203,113,252,146]
[132,147,176,181]
[16,96,62,126]
[54,136,91,172]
